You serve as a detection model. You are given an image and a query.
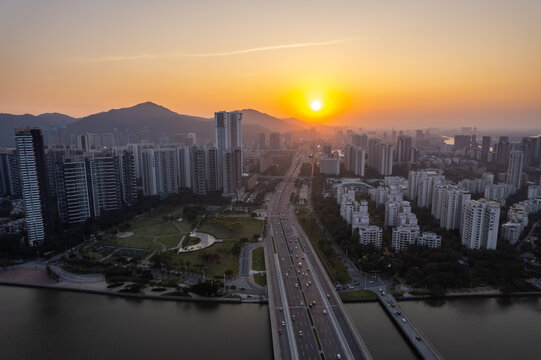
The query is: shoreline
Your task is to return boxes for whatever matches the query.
[2,278,540,306]
[340,291,541,303]
[0,280,268,304]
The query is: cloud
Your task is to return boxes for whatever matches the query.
[75,38,356,62]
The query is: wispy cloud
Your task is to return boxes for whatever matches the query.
[75,38,355,62]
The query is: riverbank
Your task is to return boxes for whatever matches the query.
[0,264,268,304]
[340,290,541,303]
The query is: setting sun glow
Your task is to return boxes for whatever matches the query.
[310,100,322,111]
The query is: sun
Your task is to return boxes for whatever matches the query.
[310,100,322,112]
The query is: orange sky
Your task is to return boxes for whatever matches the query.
[1,0,540,129]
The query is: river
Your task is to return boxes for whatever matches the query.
[1,285,540,359]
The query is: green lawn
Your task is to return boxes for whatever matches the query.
[339,290,377,301]
[165,242,239,279]
[254,273,267,287]
[183,236,201,248]
[296,209,351,284]
[102,206,189,251]
[251,246,265,271]
[198,216,264,241]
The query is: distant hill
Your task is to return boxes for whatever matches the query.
[0,112,77,146]
[0,102,314,146]
[239,109,308,133]
[66,101,215,141]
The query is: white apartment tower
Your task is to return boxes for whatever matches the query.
[506,149,523,190]
[15,128,51,246]
[460,199,500,250]
[215,111,243,195]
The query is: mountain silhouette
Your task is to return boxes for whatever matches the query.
[0,102,313,146]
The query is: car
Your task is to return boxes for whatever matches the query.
[285,272,288,278]
[292,315,296,321]
[336,355,341,360]
[281,320,285,326]
[402,318,407,323]
[298,331,303,337]
[415,335,422,341]
[308,281,312,285]
[323,309,327,315]
[295,283,298,288]
[326,293,330,298]
[279,307,283,312]
[300,301,304,306]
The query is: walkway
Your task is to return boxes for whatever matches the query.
[177,232,217,253]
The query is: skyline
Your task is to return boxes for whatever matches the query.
[1,0,541,129]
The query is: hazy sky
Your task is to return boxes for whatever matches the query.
[1,0,540,129]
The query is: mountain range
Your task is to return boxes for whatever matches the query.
[0,102,322,146]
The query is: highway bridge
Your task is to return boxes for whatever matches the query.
[264,153,372,360]
[372,288,444,360]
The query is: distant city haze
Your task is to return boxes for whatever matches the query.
[1,0,540,129]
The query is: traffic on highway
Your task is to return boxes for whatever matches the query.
[265,152,372,360]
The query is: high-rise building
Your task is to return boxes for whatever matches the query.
[368,139,393,175]
[259,133,266,149]
[205,146,218,192]
[14,128,51,246]
[269,132,281,150]
[155,147,180,196]
[190,145,207,195]
[89,155,122,218]
[417,232,442,249]
[56,151,137,224]
[55,156,92,224]
[344,145,365,176]
[439,187,471,230]
[322,143,332,158]
[396,135,413,162]
[0,148,22,198]
[319,157,340,175]
[215,111,243,196]
[506,150,524,190]
[141,148,157,196]
[45,146,66,199]
[481,136,491,162]
[357,225,383,248]
[454,135,471,150]
[115,148,138,206]
[460,199,500,250]
[495,136,511,167]
[392,225,420,252]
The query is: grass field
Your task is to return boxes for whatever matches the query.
[198,216,264,241]
[165,242,239,279]
[254,273,267,287]
[183,236,201,248]
[102,206,189,251]
[251,246,265,271]
[339,289,377,301]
